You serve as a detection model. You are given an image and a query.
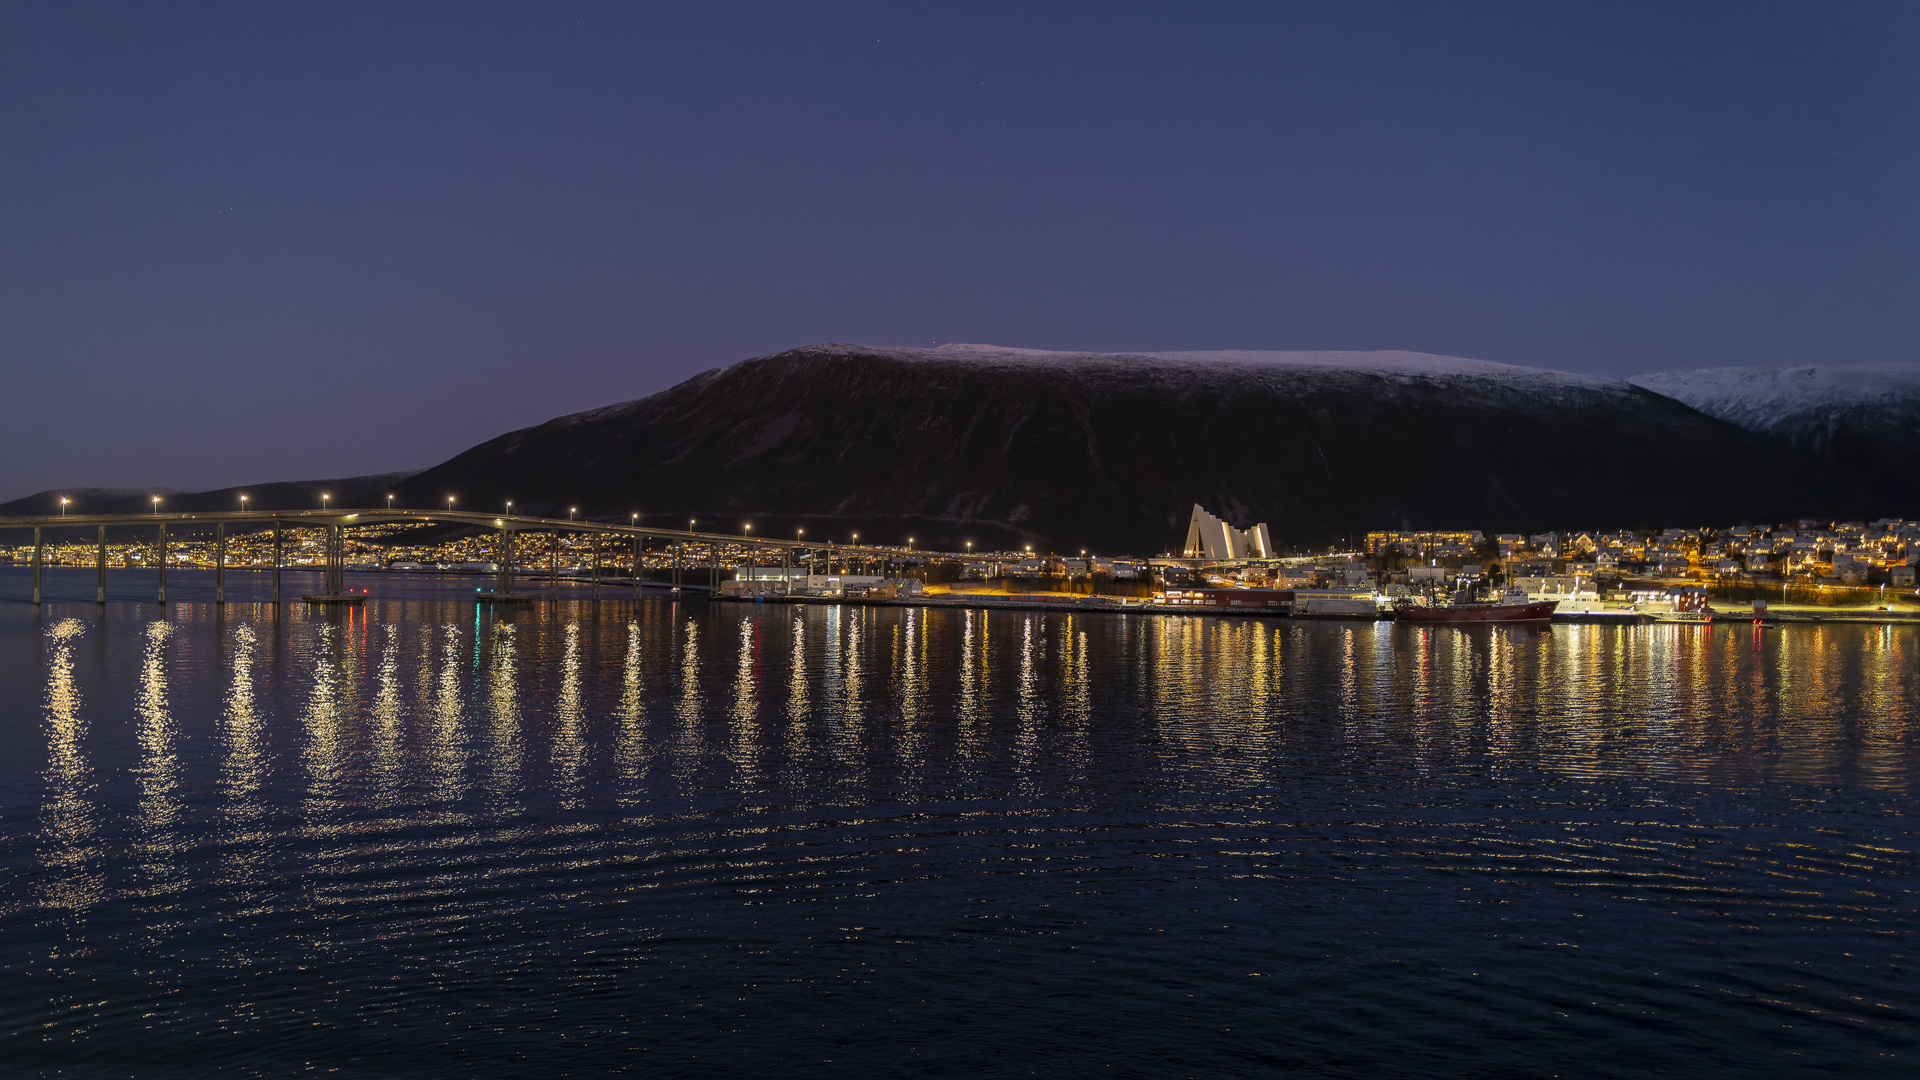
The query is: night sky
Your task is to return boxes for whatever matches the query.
[3,1,1916,500]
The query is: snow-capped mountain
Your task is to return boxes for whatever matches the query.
[1631,364,1920,508]
[19,345,1907,548]
[1630,364,1920,433]
[383,343,1858,550]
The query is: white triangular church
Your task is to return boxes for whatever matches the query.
[1183,504,1274,560]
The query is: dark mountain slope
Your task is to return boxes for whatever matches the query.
[386,344,1863,551]
[1632,365,1920,510]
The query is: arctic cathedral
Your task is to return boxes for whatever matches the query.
[1183,504,1274,560]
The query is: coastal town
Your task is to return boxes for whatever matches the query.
[8,503,1917,622]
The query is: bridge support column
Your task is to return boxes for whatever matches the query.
[325,524,345,596]
[495,523,514,597]
[156,523,168,604]
[271,522,282,602]
[31,526,42,605]
[215,522,226,604]
[96,525,106,604]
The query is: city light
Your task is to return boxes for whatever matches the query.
[321,493,330,511]
[569,507,576,521]
[240,495,248,513]
[152,495,160,515]
[60,496,68,516]
[447,496,455,513]
[387,494,395,510]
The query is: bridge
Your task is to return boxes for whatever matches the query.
[0,507,923,606]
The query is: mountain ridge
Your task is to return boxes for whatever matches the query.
[8,346,1914,551]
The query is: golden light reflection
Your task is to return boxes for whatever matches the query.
[219,624,268,880]
[300,622,346,822]
[488,620,525,805]
[677,618,703,727]
[843,607,865,723]
[617,621,646,778]
[957,609,980,731]
[428,623,468,803]
[134,620,185,897]
[38,618,100,911]
[1015,616,1039,775]
[731,618,757,727]
[368,624,405,802]
[552,623,585,805]
[783,614,806,722]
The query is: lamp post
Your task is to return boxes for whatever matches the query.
[569,507,576,522]
[152,496,160,516]
[240,495,248,514]
[387,494,395,511]
[447,496,455,514]
[321,493,330,512]
[60,496,69,516]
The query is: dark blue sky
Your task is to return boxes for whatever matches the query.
[3,1,1916,499]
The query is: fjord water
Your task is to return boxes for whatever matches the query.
[0,571,1912,1078]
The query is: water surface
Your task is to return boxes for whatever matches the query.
[0,569,1913,1077]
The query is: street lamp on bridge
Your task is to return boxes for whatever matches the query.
[321,493,330,512]
[60,496,68,516]
[240,495,248,513]
[151,496,160,515]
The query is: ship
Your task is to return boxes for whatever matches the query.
[1394,586,1557,624]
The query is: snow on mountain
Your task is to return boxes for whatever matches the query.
[867,342,1615,387]
[1630,363,1920,510]
[1629,364,1920,433]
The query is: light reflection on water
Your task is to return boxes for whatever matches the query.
[0,595,1914,1078]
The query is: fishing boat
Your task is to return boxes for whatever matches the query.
[1394,585,1556,624]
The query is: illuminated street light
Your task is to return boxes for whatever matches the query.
[569,507,576,521]
[240,495,248,513]
[60,496,69,516]
[152,496,160,515]
[321,493,331,512]
[447,496,455,513]
[387,494,395,510]
[631,513,638,525]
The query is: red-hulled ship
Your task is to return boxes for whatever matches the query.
[1394,587,1556,624]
